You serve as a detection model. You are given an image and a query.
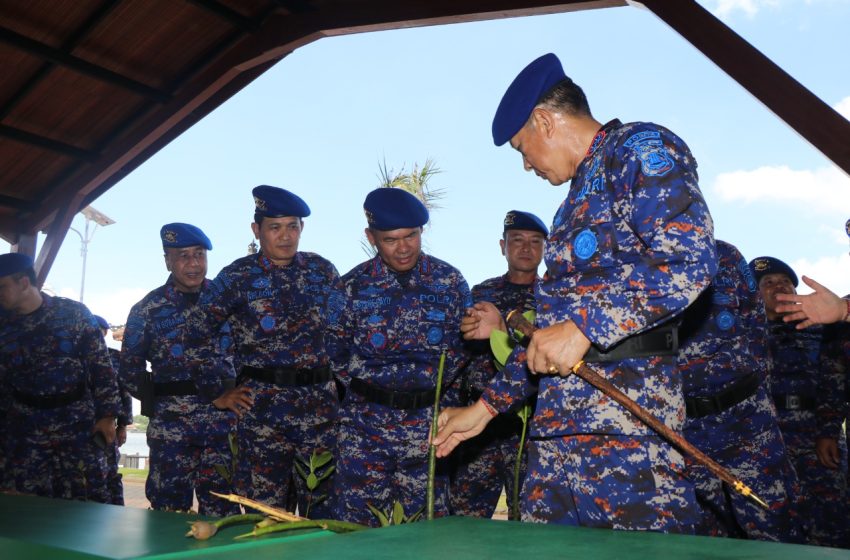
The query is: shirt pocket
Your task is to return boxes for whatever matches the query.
[550,219,618,277]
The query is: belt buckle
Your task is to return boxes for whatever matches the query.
[785,395,801,410]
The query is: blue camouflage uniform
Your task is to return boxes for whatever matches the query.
[0,293,121,502]
[184,188,343,518]
[450,273,537,518]
[449,208,547,520]
[819,317,850,547]
[751,255,848,547]
[486,54,717,532]
[765,319,847,547]
[94,313,133,506]
[331,188,472,526]
[121,278,239,515]
[678,241,804,542]
[106,344,133,505]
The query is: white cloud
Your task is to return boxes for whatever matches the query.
[834,96,850,119]
[790,252,850,297]
[711,164,850,215]
[707,0,781,18]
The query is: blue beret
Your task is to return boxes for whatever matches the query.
[492,53,568,146]
[364,188,429,231]
[0,253,34,277]
[93,315,109,330]
[749,256,798,288]
[253,185,310,218]
[160,223,212,250]
[504,210,548,237]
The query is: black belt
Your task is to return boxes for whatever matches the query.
[240,365,333,387]
[685,373,761,419]
[13,382,85,409]
[772,393,816,411]
[584,324,678,363]
[153,380,198,397]
[350,377,435,410]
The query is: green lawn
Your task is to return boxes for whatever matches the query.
[119,467,148,481]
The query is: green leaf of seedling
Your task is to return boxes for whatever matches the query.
[392,501,405,526]
[408,506,424,523]
[306,472,319,491]
[367,503,389,527]
[313,494,327,505]
[311,451,333,469]
[294,462,308,480]
[228,433,239,457]
[214,464,231,483]
[316,465,335,482]
[516,403,531,423]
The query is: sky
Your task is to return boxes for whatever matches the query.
[25,0,850,336]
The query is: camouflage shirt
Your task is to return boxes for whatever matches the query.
[0,294,121,427]
[184,251,344,400]
[485,119,717,437]
[335,254,471,393]
[121,277,234,397]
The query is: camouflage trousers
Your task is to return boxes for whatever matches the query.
[332,400,450,527]
[146,417,239,516]
[449,412,528,519]
[684,402,806,542]
[105,440,124,505]
[235,381,337,519]
[522,434,698,532]
[6,422,109,503]
[789,443,848,547]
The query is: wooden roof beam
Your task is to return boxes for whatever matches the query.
[0,124,98,160]
[641,0,850,176]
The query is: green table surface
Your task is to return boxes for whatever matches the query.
[1,493,849,559]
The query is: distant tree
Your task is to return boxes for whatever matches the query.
[131,414,149,431]
[361,158,446,257]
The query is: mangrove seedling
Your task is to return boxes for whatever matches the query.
[294,449,334,517]
[367,501,424,527]
[426,352,446,520]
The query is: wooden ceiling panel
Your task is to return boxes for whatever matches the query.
[4,67,148,152]
[0,138,74,205]
[0,0,106,48]
[0,45,45,109]
[73,0,244,89]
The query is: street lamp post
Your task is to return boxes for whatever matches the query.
[69,206,115,304]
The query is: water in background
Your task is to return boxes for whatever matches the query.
[122,430,149,457]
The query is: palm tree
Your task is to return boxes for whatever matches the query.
[361,158,446,257]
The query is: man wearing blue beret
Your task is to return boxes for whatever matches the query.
[330,187,472,526]
[678,243,804,542]
[449,210,546,519]
[0,253,121,502]
[121,223,242,515]
[93,314,133,505]
[184,186,343,517]
[435,53,718,533]
[750,255,848,547]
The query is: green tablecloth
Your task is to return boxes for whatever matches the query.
[1,494,848,559]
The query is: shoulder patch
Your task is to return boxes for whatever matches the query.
[624,130,675,177]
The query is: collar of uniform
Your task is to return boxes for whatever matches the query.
[164,276,208,303]
[501,273,539,288]
[369,253,431,279]
[584,119,622,158]
[257,251,303,272]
